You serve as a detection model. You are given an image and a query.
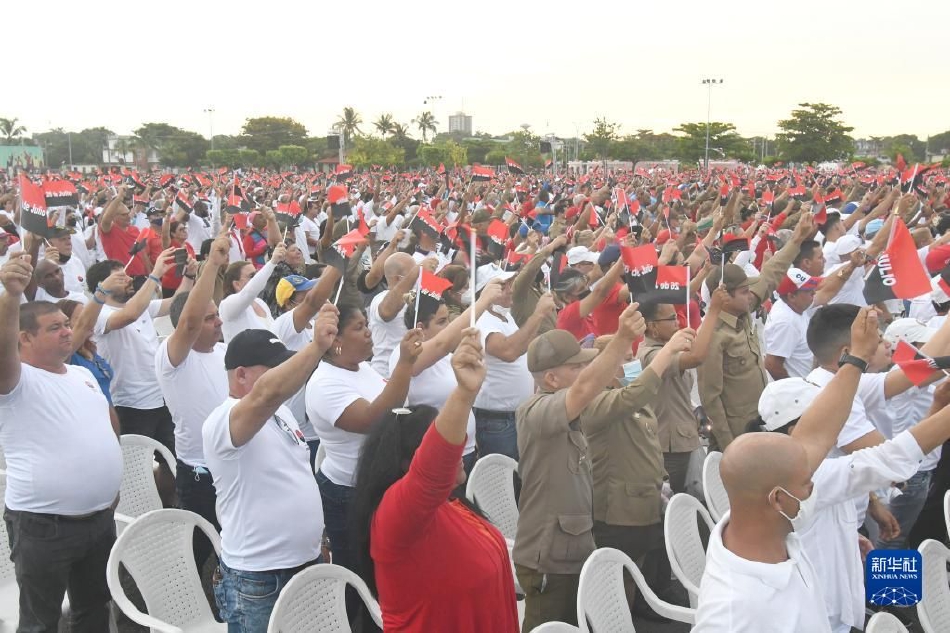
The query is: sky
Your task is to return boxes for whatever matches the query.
[7,0,950,142]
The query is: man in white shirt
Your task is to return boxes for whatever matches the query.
[47,225,87,294]
[155,235,230,569]
[367,253,418,377]
[0,254,122,632]
[88,247,193,505]
[29,258,89,305]
[693,307,880,633]
[474,262,555,460]
[204,306,337,632]
[764,268,820,379]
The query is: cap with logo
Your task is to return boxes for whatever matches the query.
[777,267,822,297]
[224,329,296,370]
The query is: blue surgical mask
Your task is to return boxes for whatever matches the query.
[620,360,642,386]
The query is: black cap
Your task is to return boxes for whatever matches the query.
[224,329,295,370]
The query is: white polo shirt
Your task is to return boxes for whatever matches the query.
[203,399,322,571]
[94,300,165,409]
[474,311,534,411]
[155,339,228,468]
[0,363,122,515]
[693,512,830,633]
[368,290,406,378]
[763,299,814,378]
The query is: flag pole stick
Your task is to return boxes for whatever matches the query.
[685,264,691,326]
[333,275,345,305]
[413,273,422,328]
[470,226,477,329]
[124,253,136,272]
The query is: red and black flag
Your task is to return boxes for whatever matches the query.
[851,161,867,171]
[485,218,509,261]
[761,188,775,207]
[327,184,351,217]
[864,218,932,303]
[18,174,52,237]
[813,190,827,224]
[226,179,250,215]
[824,188,843,207]
[412,268,455,326]
[125,173,147,194]
[335,164,353,182]
[721,235,750,256]
[159,174,176,189]
[545,159,553,169]
[503,249,532,272]
[719,183,730,206]
[900,163,942,194]
[409,208,443,242]
[621,243,659,297]
[471,165,495,182]
[276,200,302,232]
[896,153,907,173]
[892,340,950,386]
[176,191,194,214]
[324,229,367,272]
[43,180,79,208]
[646,265,689,305]
[505,157,525,175]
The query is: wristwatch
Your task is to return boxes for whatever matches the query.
[838,353,868,372]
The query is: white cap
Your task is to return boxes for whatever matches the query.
[758,378,821,431]
[567,246,599,266]
[475,263,516,292]
[884,318,938,346]
[834,235,863,259]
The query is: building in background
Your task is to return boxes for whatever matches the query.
[448,112,473,136]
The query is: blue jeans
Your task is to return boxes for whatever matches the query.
[876,469,933,550]
[315,469,356,572]
[213,558,319,633]
[473,408,519,461]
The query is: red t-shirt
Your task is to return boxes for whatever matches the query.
[161,241,195,290]
[591,282,626,336]
[676,299,702,330]
[371,426,518,633]
[100,222,147,276]
[556,300,595,340]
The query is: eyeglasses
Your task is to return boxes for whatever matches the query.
[649,316,679,323]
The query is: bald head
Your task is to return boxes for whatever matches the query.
[34,259,64,294]
[720,433,809,506]
[383,252,414,284]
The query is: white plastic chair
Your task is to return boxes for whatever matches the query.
[115,434,177,532]
[315,443,326,473]
[266,563,382,632]
[664,493,715,608]
[532,622,581,632]
[702,451,729,523]
[866,611,910,633]
[0,472,18,630]
[943,489,950,541]
[577,547,695,632]
[107,509,224,633]
[465,453,519,540]
[917,539,950,633]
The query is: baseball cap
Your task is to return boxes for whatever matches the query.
[842,202,859,214]
[864,218,885,239]
[705,263,753,292]
[527,329,599,373]
[925,244,950,274]
[475,262,516,292]
[224,329,295,370]
[597,243,621,268]
[834,235,863,259]
[567,246,599,266]
[47,225,76,238]
[776,267,821,297]
[884,318,937,346]
[758,378,821,431]
[275,275,317,308]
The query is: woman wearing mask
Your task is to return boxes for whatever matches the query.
[390,275,503,479]
[219,243,285,342]
[352,331,519,632]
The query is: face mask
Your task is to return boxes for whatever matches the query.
[491,304,511,318]
[771,485,818,533]
[620,360,642,386]
[460,289,473,306]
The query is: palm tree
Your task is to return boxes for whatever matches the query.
[390,122,411,142]
[373,113,395,136]
[412,111,438,143]
[337,107,363,142]
[112,138,131,164]
[0,118,27,144]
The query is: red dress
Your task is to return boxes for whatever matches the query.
[371,426,519,633]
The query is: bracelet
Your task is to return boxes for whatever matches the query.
[147,274,161,285]
[95,284,112,296]
[184,273,196,280]
[92,294,106,305]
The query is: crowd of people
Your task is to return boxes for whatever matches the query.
[1,160,950,632]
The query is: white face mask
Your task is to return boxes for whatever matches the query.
[491,304,511,318]
[771,485,819,533]
[460,289,473,306]
[620,360,642,386]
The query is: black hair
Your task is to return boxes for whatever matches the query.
[337,301,367,332]
[86,259,122,294]
[745,416,798,435]
[404,294,444,330]
[169,292,190,328]
[933,299,950,315]
[817,212,842,235]
[936,212,950,237]
[638,301,664,322]
[806,303,860,363]
[793,239,821,268]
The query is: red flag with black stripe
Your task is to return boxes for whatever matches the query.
[864,218,932,303]
[621,244,659,296]
[471,165,495,182]
[324,229,368,271]
[485,218,509,261]
[647,265,689,305]
[19,174,52,237]
[892,341,950,386]
[505,157,524,175]
[43,180,79,208]
[335,164,353,182]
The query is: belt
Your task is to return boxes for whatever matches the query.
[13,507,110,522]
[259,557,320,576]
[473,407,515,417]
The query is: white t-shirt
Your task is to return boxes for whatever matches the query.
[60,255,87,295]
[412,249,452,273]
[374,214,406,243]
[35,287,88,305]
[307,361,386,487]
[298,215,321,258]
[883,371,941,471]
[806,368,877,458]
[94,300,165,409]
[0,363,122,515]
[474,310,535,411]
[273,310,318,441]
[390,349,476,456]
[825,263,867,307]
[203,399,322,571]
[155,339,228,468]
[219,260,277,343]
[185,213,212,254]
[764,299,814,378]
[368,290,407,378]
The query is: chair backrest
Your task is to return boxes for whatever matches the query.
[664,493,715,607]
[917,539,950,633]
[0,472,15,584]
[315,443,327,473]
[532,622,581,632]
[267,563,382,633]
[944,489,950,542]
[107,509,220,630]
[702,451,729,523]
[116,434,177,521]
[465,454,519,540]
[577,547,695,633]
[866,611,910,633]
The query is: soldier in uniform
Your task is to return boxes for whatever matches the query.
[698,212,815,449]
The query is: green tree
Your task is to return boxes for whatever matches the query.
[337,107,363,142]
[278,145,309,167]
[264,149,284,169]
[74,127,114,164]
[929,130,950,155]
[133,123,208,167]
[373,113,395,136]
[206,149,244,168]
[776,103,854,162]
[887,143,916,164]
[0,118,27,144]
[389,123,418,159]
[239,149,262,168]
[460,137,498,164]
[880,134,925,163]
[443,140,467,167]
[240,117,308,154]
[33,129,70,166]
[347,136,405,168]
[413,111,438,143]
[673,122,747,163]
[584,118,620,159]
